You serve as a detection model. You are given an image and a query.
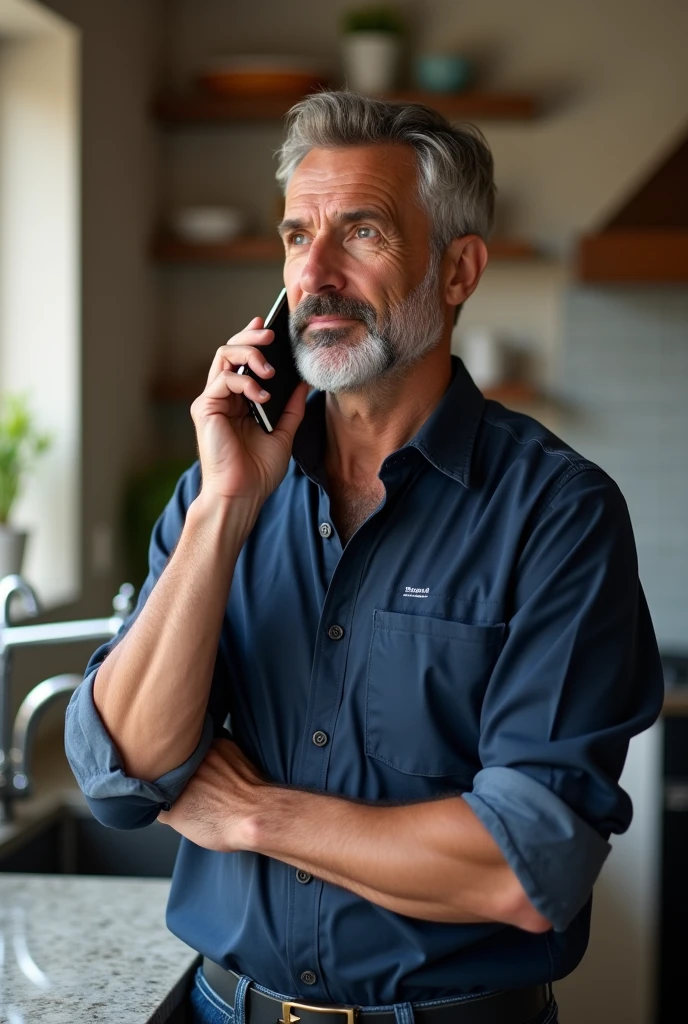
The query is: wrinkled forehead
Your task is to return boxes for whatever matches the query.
[284,143,424,222]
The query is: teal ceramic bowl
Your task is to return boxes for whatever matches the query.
[415,54,473,93]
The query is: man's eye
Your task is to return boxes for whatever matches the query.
[355,226,377,239]
[289,233,308,246]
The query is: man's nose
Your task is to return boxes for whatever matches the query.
[299,235,346,295]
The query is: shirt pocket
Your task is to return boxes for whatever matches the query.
[365,609,505,777]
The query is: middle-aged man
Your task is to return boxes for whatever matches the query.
[65,92,664,1024]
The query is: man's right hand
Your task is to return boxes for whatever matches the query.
[191,316,309,509]
[91,315,309,784]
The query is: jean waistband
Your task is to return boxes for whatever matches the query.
[200,958,550,1024]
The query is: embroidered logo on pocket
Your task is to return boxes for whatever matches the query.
[404,586,430,598]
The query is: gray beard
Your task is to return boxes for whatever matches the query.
[289,255,445,394]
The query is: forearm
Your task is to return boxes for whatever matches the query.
[244,787,550,930]
[93,493,259,780]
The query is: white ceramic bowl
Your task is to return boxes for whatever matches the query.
[169,206,247,243]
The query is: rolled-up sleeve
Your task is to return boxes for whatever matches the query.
[65,672,215,827]
[462,467,664,932]
[64,461,226,830]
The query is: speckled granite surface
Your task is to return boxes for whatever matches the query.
[0,874,199,1023]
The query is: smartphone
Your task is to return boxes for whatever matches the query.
[237,288,302,433]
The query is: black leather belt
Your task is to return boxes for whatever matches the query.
[201,959,550,1024]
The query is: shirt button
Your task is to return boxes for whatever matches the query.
[161,802,171,812]
[328,624,344,641]
[296,869,312,884]
[319,522,332,538]
[301,971,317,986]
[312,730,328,747]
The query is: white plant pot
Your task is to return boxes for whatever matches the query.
[341,32,402,96]
[0,525,28,580]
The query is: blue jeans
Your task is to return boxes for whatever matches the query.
[188,966,559,1024]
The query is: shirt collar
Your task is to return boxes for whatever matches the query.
[292,355,485,489]
[409,355,485,487]
[292,389,328,485]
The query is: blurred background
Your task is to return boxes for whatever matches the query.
[0,1,687,1022]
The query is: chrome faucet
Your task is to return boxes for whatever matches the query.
[0,575,135,823]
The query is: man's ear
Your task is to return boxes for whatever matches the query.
[443,236,489,312]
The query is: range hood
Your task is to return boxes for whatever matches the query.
[578,128,688,283]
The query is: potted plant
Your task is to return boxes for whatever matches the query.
[341,6,405,96]
[0,393,52,579]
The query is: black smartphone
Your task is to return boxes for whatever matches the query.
[237,288,302,433]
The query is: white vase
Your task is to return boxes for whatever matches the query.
[341,32,402,96]
[0,525,28,580]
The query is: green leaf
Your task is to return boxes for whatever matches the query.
[0,392,53,523]
[342,6,404,34]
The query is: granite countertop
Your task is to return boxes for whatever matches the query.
[0,874,199,1023]
[0,736,199,1023]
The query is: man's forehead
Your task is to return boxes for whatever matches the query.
[285,144,418,205]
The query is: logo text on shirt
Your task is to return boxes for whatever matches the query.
[404,586,430,598]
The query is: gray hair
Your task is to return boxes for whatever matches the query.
[275,90,496,255]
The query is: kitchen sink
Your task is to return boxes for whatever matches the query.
[0,801,181,876]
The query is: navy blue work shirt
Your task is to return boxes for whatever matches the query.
[65,356,664,1005]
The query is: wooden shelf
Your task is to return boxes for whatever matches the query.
[483,382,539,404]
[152,233,540,265]
[577,134,688,283]
[154,89,537,124]
[485,239,540,261]
[579,229,688,283]
[389,90,537,121]
[663,689,688,717]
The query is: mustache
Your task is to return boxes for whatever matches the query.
[290,294,379,334]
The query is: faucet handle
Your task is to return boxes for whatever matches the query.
[112,582,136,619]
[0,574,40,629]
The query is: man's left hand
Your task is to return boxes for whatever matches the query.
[157,738,269,852]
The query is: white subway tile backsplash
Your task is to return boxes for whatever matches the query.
[556,287,688,649]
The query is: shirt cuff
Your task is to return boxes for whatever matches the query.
[462,765,611,932]
[64,669,214,822]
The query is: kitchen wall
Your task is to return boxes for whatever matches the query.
[7,0,162,736]
[40,0,162,615]
[549,286,688,1022]
[560,287,688,651]
[0,2,79,607]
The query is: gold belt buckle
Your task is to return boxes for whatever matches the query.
[280,1001,357,1024]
